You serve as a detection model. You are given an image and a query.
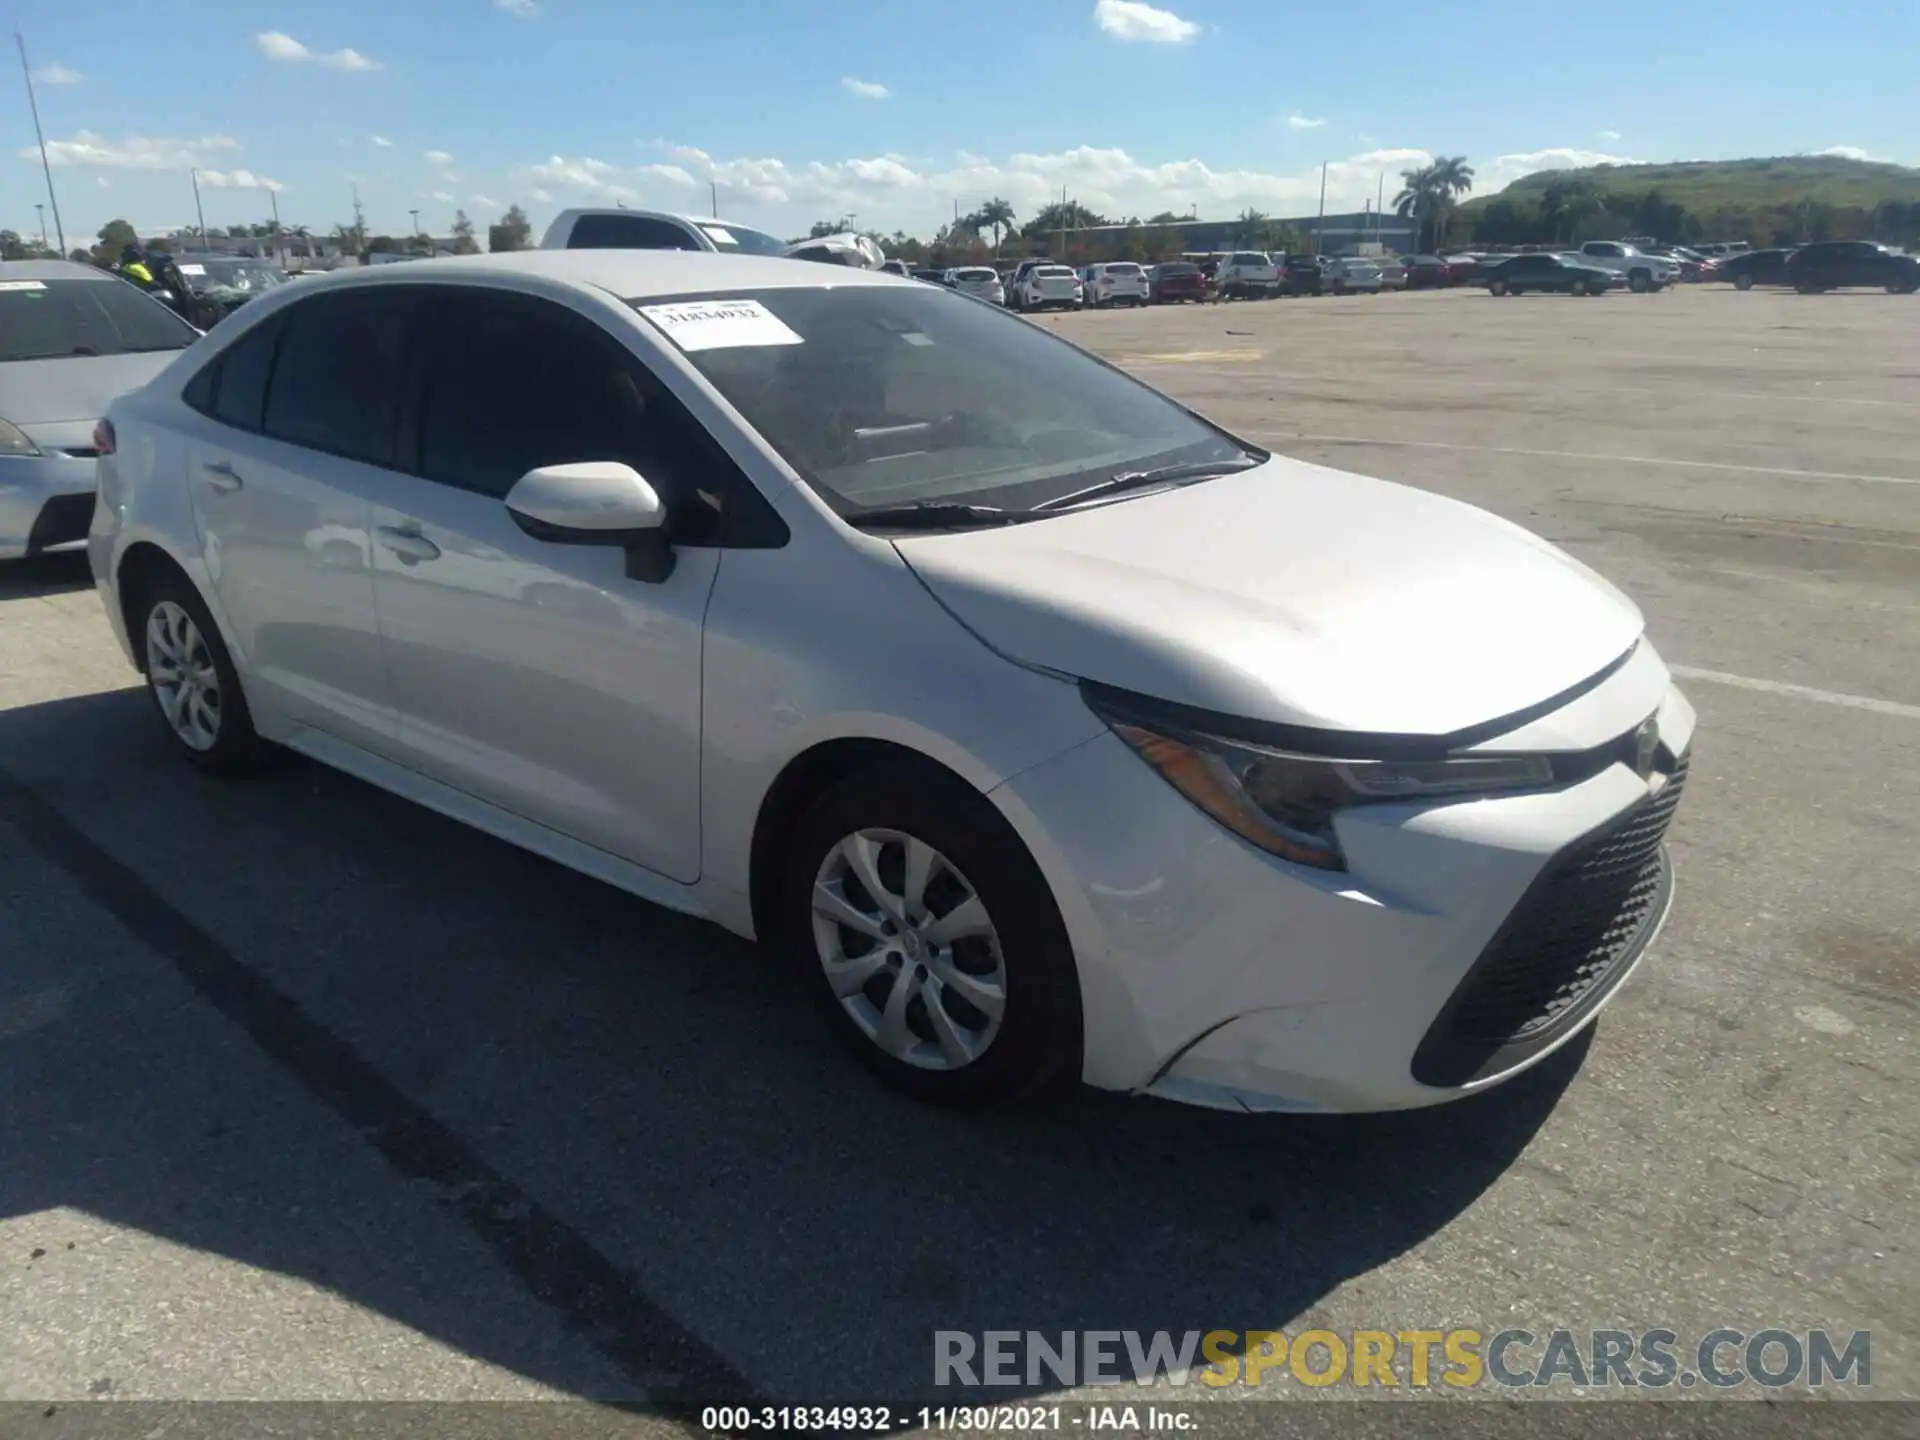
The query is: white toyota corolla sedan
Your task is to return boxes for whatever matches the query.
[89,251,1694,1113]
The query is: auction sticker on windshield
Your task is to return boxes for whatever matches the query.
[639,299,803,352]
[0,280,47,293]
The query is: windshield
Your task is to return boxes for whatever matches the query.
[1105,263,1143,276]
[1157,263,1198,276]
[631,287,1251,518]
[181,259,287,295]
[952,268,997,282]
[701,222,788,256]
[0,277,200,362]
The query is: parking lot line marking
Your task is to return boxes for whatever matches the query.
[1668,666,1920,720]
[0,765,765,1406]
[1260,432,1920,487]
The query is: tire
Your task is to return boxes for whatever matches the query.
[1795,281,1821,295]
[781,758,1082,1107]
[1628,270,1651,293]
[1734,273,1754,291]
[1510,286,1526,297]
[1489,279,1508,297]
[131,567,276,775]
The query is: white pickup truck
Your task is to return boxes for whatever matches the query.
[1574,241,1681,293]
[1213,251,1281,299]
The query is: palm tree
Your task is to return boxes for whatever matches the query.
[975,197,1016,258]
[1393,164,1440,250]
[1428,156,1475,249]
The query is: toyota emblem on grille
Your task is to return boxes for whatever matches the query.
[1633,716,1661,783]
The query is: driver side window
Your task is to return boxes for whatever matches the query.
[411,289,733,543]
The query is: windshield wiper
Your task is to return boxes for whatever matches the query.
[844,501,1027,530]
[1031,455,1263,512]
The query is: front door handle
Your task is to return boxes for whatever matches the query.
[375,524,442,564]
[201,460,243,493]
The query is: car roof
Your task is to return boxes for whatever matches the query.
[0,259,114,283]
[551,206,775,232]
[262,249,910,301]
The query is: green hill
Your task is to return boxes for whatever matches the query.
[1456,156,1920,247]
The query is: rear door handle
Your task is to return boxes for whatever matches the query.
[375,524,442,564]
[201,460,243,493]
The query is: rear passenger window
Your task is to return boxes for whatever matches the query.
[262,291,417,465]
[210,318,280,432]
[567,215,700,250]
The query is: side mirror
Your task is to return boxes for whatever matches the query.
[504,461,675,583]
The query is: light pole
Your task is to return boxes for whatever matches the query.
[35,203,46,252]
[15,28,67,256]
[190,168,210,251]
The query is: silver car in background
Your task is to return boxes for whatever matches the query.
[1,260,200,560]
[945,266,1005,306]
[1327,258,1385,294]
[1375,258,1409,291]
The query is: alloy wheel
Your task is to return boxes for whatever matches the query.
[810,828,1007,1071]
[146,601,222,751]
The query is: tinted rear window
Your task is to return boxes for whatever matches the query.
[567,214,701,250]
[262,291,417,465]
[952,268,998,281]
[0,277,199,362]
[1157,263,1199,276]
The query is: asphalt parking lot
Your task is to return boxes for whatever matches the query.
[2,286,1915,1417]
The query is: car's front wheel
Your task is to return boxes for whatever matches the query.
[783,759,1082,1107]
[134,572,275,773]
[1489,278,1508,296]
[1734,273,1754,291]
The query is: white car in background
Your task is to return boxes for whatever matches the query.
[541,208,792,256]
[1575,241,1681,293]
[1,261,201,561]
[1011,262,1082,311]
[89,250,1694,1116]
[1213,251,1281,299]
[945,266,1006,306]
[1326,258,1385,294]
[1078,262,1150,307]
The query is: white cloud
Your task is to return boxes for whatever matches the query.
[254,32,382,72]
[25,130,243,170]
[31,64,82,85]
[1474,146,1639,192]
[1815,144,1875,161]
[511,155,638,203]
[526,187,554,203]
[841,76,889,99]
[1287,115,1325,130]
[1093,0,1199,44]
[495,0,539,14]
[638,164,697,186]
[420,190,456,204]
[96,176,110,189]
[423,149,455,166]
[199,168,286,192]
[371,135,394,148]
[1598,129,1623,141]
[469,194,501,209]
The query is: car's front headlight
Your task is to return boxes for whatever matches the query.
[0,418,43,457]
[1089,694,1555,871]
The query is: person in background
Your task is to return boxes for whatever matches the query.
[116,244,155,288]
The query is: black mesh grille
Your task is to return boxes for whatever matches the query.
[1413,755,1688,1085]
[27,491,97,553]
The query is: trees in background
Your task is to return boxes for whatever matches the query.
[487,205,533,252]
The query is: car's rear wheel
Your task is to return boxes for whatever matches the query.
[782,759,1082,1107]
[1734,273,1754,291]
[1489,278,1508,296]
[134,571,275,774]
[1629,270,1651,293]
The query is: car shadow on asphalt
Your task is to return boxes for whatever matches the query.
[0,686,1585,1404]
[0,550,95,600]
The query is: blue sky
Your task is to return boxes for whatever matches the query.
[7,0,1915,249]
